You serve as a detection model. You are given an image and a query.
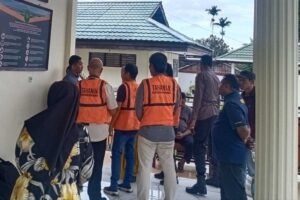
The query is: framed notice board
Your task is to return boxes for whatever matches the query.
[0,0,52,71]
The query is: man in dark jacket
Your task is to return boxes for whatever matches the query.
[213,74,250,200]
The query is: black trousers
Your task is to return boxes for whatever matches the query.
[88,139,107,200]
[219,162,247,200]
[193,116,217,183]
[176,134,194,163]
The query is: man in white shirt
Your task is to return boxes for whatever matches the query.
[77,58,117,200]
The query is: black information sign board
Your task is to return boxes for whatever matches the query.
[0,0,52,71]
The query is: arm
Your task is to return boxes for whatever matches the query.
[173,85,182,128]
[236,126,251,143]
[135,82,144,121]
[109,103,122,132]
[105,83,118,117]
[225,103,250,143]
[110,85,126,130]
[176,107,193,139]
[189,74,205,128]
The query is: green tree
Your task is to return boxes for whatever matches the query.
[197,35,231,57]
[205,6,221,35]
[214,17,232,39]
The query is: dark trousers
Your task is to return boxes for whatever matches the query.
[88,139,107,200]
[193,116,217,183]
[110,131,136,189]
[219,162,247,200]
[176,134,194,163]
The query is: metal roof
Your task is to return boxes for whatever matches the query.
[216,43,300,64]
[216,44,253,63]
[76,1,209,50]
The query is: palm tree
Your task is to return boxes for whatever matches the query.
[205,6,221,35]
[214,17,232,39]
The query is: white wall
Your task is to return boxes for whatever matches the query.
[0,0,76,162]
[76,48,179,89]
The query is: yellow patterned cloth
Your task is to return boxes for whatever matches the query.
[10,127,94,200]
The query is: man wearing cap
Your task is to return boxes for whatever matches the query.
[186,55,220,196]
[237,70,256,179]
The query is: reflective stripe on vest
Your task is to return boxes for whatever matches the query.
[140,75,177,127]
[76,78,110,124]
[114,81,140,131]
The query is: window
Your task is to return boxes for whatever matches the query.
[89,52,136,67]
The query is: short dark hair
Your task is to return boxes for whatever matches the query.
[181,92,186,99]
[166,63,173,77]
[222,74,240,91]
[149,52,167,73]
[238,70,256,81]
[124,63,138,79]
[201,55,212,67]
[69,55,81,66]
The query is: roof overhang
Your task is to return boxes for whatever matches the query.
[76,39,210,54]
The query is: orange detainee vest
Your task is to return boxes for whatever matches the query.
[114,81,140,131]
[76,78,111,124]
[140,75,177,127]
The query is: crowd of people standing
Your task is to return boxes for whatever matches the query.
[8,52,256,200]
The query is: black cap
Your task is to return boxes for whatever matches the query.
[237,70,256,81]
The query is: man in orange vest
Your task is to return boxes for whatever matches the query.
[103,63,139,196]
[77,58,118,200]
[135,52,181,200]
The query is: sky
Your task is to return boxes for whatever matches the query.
[79,0,254,49]
[162,0,254,49]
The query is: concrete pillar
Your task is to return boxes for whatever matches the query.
[254,0,298,199]
[230,63,235,74]
[64,0,77,67]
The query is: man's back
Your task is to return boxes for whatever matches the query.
[192,70,220,121]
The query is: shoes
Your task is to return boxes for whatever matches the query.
[103,186,119,196]
[186,184,207,196]
[206,178,220,188]
[159,176,179,185]
[154,171,164,180]
[118,183,133,193]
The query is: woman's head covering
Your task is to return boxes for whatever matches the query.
[24,81,79,174]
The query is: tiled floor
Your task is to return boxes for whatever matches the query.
[80,151,253,200]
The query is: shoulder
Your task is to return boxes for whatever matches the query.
[118,84,126,91]
[224,101,245,113]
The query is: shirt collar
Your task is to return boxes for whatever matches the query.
[224,91,240,102]
[66,68,79,78]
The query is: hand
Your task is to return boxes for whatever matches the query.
[246,137,255,150]
[176,133,185,140]
[188,120,196,130]
[109,125,114,136]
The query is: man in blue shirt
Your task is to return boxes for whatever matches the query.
[63,55,83,85]
[213,74,250,200]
